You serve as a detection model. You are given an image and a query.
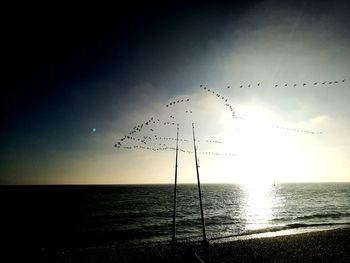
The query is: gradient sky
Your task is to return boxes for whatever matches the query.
[1,0,350,184]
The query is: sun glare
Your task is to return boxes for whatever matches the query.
[219,109,308,184]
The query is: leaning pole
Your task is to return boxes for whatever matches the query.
[171,124,179,245]
[192,123,207,246]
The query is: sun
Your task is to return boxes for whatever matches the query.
[218,108,307,185]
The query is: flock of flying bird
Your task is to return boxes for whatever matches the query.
[201,84,323,135]
[201,85,238,119]
[164,98,194,114]
[122,145,237,156]
[114,111,231,156]
[226,79,346,89]
[271,125,322,135]
[165,98,190,108]
[114,78,347,153]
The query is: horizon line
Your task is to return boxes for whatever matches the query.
[1,181,350,186]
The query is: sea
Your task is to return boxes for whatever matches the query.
[1,183,350,250]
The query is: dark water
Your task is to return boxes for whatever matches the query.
[1,183,349,249]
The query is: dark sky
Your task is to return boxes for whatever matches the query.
[1,0,350,184]
[2,0,252,135]
[2,1,249,108]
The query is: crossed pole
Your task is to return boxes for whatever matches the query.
[171,123,207,246]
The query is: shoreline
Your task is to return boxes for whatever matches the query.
[116,227,350,262]
[2,227,348,262]
[208,223,350,244]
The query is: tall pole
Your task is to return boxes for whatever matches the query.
[171,124,179,245]
[192,123,207,245]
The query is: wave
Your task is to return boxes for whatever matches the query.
[292,212,350,220]
[270,212,350,222]
[209,222,350,241]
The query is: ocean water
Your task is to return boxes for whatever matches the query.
[1,183,350,249]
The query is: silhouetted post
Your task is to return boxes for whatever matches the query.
[171,124,179,245]
[192,123,207,246]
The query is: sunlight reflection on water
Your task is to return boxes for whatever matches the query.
[240,183,276,230]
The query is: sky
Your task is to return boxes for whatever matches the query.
[1,0,350,185]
